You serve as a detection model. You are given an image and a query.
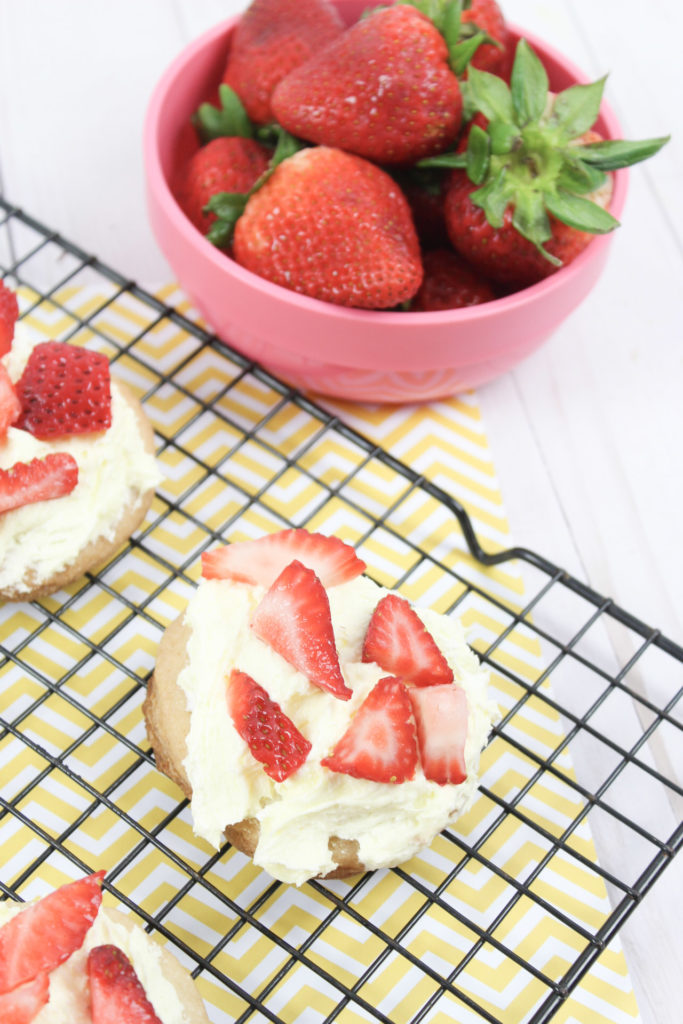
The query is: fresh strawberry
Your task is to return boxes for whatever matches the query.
[362,594,454,688]
[0,974,49,1024]
[227,669,312,781]
[15,341,111,439]
[0,280,19,357]
[251,559,352,700]
[0,453,79,515]
[409,684,468,785]
[222,0,344,124]
[176,135,270,237]
[437,41,668,287]
[410,249,496,310]
[444,165,615,287]
[0,871,105,994]
[0,364,21,438]
[321,676,418,783]
[233,146,423,308]
[88,945,162,1024]
[461,0,511,76]
[271,5,462,165]
[201,528,365,589]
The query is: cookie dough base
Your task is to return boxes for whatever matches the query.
[0,385,156,603]
[101,908,209,1024]
[144,615,365,881]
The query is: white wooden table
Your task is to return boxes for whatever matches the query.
[1,1,681,1020]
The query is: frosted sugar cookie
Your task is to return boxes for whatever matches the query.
[0,313,162,602]
[0,871,209,1023]
[145,529,497,884]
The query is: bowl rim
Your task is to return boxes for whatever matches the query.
[143,8,628,335]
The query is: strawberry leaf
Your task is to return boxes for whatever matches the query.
[466,123,490,184]
[205,192,249,247]
[545,190,620,234]
[247,129,305,192]
[578,135,670,170]
[270,127,304,168]
[255,123,283,144]
[416,150,468,169]
[551,79,606,139]
[400,0,491,75]
[557,157,607,194]
[459,18,502,49]
[510,40,548,124]
[459,78,478,122]
[511,188,553,252]
[441,0,462,43]
[205,192,249,221]
[470,169,511,228]
[467,66,514,123]
[399,0,456,35]
[192,84,253,144]
[206,220,235,249]
[487,120,519,155]
[449,31,487,76]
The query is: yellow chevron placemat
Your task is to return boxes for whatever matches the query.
[0,281,641,1024]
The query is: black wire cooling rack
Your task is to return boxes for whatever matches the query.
[1,196,681,1024]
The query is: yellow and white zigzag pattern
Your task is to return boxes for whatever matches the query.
[0,285,640,1024]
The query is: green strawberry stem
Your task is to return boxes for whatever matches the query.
[420,38,670,261]
[192,84,254,144]
[206,127,305,248]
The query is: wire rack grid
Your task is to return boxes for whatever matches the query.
[0,197,681,1024]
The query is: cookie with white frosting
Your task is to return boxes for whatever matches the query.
[0,322,162,602]
[144,530,498,885]
[0,872,209,1023]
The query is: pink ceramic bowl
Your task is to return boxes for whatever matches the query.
[144,0,627,404]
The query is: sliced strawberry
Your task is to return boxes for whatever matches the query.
[362,594,454,688]
[409,684,469,786]
[321,676,418,784]
[0,871,105,994]
[202,528,365,589]
[0,453,79,515]
[0,280,19,357]
[88,944,162,1024]
[15,341,111,440]
[251,559,352,700]
[0,973,49,1024]
[0,363,21,438]
[227,669,312,782]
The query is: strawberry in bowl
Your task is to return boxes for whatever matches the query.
[144,0,669,403]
